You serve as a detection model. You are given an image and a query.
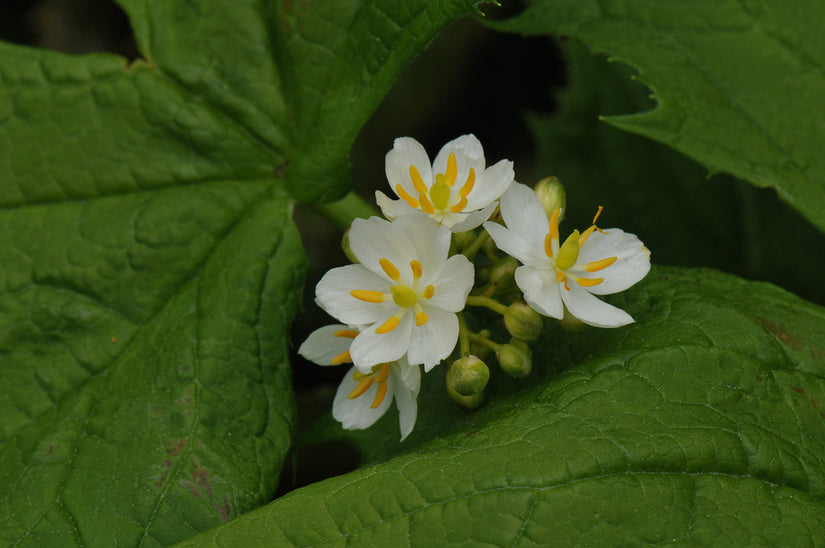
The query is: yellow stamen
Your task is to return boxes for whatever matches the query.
[391,285,417,308]
[395,184,419,208]
[409,165,428,196]
[419,193,435,214]
[592,205,604,225]
[450,195,468,213]
[459,167,475,197]
[410,260,423,279]
[376,316,400,334]
[330,351,352,365]
[555,230,581,270]
[379,258,401,281]
[333,330,359,339]
[348,376,374,399]
[371,381,388,408]
[544,232,554,258]
[430,175,452,210]
[579,225,597,247]
[586,257,617,272]
[577,277,604,288]
[445,153,457,187]
[422,285,435,299]
[415,309,428,326]
[350,290,385,303]
[374,363,390,383]
[548,208,560,242]
[557,270,570,291]
[410,165,435,214]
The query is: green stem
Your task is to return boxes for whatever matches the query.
[466,295,509,315]
[313,191,379,232]
[457,312,471,357]
[461,230,490,261]
[468,332,502,352]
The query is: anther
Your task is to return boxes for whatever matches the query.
[544,232,554,258]
[422,285,435,299]
[370,381,388,408]
[350,290,385,303]
[445,153,458,187]
[376,316,400,334]
[330,351,352,365]
[396,184,419,208]
[379,258,401,281]
[348,376,374,399]
[333,330,359,339]
[585,257,617,272]
[410,260,423,279]
[576,277,603,287]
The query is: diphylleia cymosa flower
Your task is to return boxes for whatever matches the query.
[298,325,421,441]
[484,183,651,328]
[316,215,474,370]
[376,134,514,232]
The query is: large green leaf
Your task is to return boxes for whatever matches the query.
[497,0,825,235]
[176,266,825,545]
[0,0,479,545]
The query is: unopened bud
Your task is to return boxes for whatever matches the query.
[496,339,532,378]
[447,382,485,410]
[489,257,518,291]
[534,176,566,221]
[503,301,543,341]
[446,356,490,396]
[341,229,359,264]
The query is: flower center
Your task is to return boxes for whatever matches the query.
[351,258,436,334]
[348,363,390,409]
[546,206,615,291]
[403,152,476,215]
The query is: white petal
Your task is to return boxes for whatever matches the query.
[428,254,474,313]
[393,215,451,278]
[498,183,550,252]
[349,311,414,369]
[349,217,418,284]
[297,324,354,366]
[332,366,392,430]
[572,229,651,295]
[375,190,421,221]
[514,265,564,319]
[316,265,395,325]
[464,159,514,211]
[407,308,459,371]
[432,134,485,190]
[389,363,421,441]
[484,221,549,268]
[386,137,433,198]
[560,284,634,328]
[448,202,498,232]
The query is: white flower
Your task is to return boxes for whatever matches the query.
[376,134,514,232]
[315,215,474,371]
[298,324,421,441]
[484,183,651,328]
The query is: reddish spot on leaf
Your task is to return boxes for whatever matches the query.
[756,371,764,383]
[792,386,807,395]
[190,461,213,496]
[169,439,186,457]
[812,396,819,409]
[186,482,201,498]
[213,494,231,522]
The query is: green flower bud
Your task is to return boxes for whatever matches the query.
[447,382,485,410]
[558,306,587,331]
[489,257,518,291]
[446,355,490,396]
[503,301,543,341]
[496,339,532,378]
[534,176,566,220]
[341,229,359,264]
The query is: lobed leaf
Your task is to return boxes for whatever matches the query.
[0,0,481,544]
[176,267,825,545]
[497,0,825,235]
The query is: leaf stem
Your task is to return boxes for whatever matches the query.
[313,191,379,232]
[466,295,509,315]
[457,312,471,357]
[461,230,490,261]
[468,332,502,352]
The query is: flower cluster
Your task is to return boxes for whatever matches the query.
[299,135,651,440]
